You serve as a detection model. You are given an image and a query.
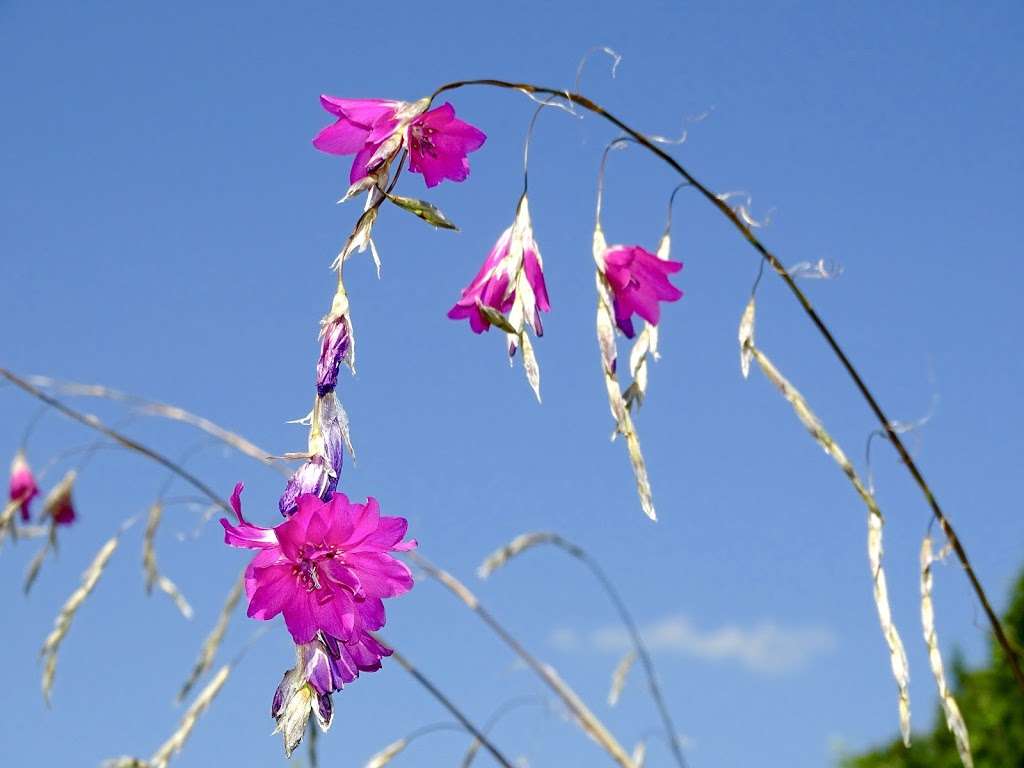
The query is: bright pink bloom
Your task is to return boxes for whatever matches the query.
[221,483,415,646]
[313,96,485,188]
[448,199,549,334]
[313,97,405,184]
[406,103,487,188]
[8,451,38,522]
[598,245,683,338]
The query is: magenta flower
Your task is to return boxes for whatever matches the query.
[313,96,485,189]
[406,103,487,188]
[8,450,39,522]
[42,470,77,526]
[448,197,549,335]
[597,244,683,338]
[221,484,415,646]
[313,97,408,184]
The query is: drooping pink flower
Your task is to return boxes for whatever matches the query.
[8,450,39,522]
[313,96,485,189]
[597,245,683,338]
[448,196,549,335]
[221,483,415,645]
[42,470,77,526]
[406,103,487,188]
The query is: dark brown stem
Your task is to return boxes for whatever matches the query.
[430,79,1024,694]
[378,638,517,768]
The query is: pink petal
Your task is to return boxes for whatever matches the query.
[345,551,414,598]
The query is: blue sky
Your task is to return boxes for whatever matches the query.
[2,1,1023,766]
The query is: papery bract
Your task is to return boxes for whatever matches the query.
[8,450,39,522]
[598,244,683,338]
[406,103,487,188]
[221,484,415,645]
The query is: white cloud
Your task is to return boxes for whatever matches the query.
[550,614,835,675]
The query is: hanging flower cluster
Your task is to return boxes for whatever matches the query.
[225,89,690,756]
[221,255,415,754]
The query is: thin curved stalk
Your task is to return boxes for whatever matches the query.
[25,375,288,476]
[481,532,687,768]
[427,79,1024,691]
[0,368,231,514]
[376,638,516,768]
[409,552,636,768]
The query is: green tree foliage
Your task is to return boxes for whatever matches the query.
[843,570,1024,767]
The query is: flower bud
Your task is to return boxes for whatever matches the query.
[317,314,350,397]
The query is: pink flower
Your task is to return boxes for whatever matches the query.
[221,483,415,645]
[448,197,549,335]
[406,103,487,188]
[8,450,39,522]
[313,96,485,189]
[313,97,406,184]
[597,245,683,338]
[42,470,77,526]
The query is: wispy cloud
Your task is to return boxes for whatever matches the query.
[550,614,836,675]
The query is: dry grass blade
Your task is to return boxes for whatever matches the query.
[143,502,163,592]
[476,532,687,768]
[745,340,911,745]
[151,665,230,768]
[411,552,636,768]
[142,502,193,620]
[594,232,657,522]
[363,738,407,768]
[156,576,194,620]
[608,650,637,706]
[478,532,557,578]
[27,376,286,475]
[921,536,973,768]
[40,534,119,703]
[631,741,647,768]
[24,533,53,594]
[0,496,24,544]
[178,574,244,702]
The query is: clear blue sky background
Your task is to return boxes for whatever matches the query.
[2,2,1022,766]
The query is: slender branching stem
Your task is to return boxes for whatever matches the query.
[409,552,637,768]
[1,368,232,514]
[505,533,688,768]
[377,638,517,768]
[428,79,1024,691]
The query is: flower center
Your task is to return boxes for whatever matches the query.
[293,544,340,592]
[409,124,437,158]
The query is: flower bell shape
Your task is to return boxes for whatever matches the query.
[42,470,77,526]
[8,450,39,522]
[596,244,683,338]
[406,103,487,188]
[221,484,416,645]
[313,96,485,189]
[448,196,550,336]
